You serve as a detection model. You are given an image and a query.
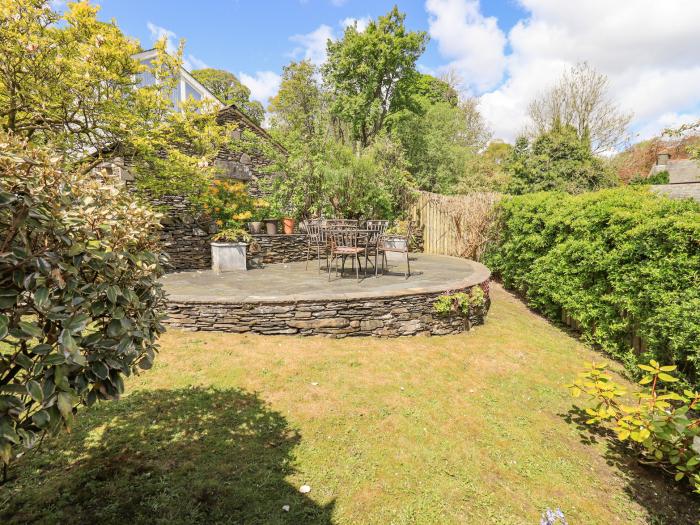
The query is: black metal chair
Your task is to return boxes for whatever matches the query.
[328,229,366,282]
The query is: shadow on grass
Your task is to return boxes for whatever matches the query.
[0,387,335,525]
[561,407,700,525]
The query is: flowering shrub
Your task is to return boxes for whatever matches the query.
[487,187,700,385]
[202,179,268,229]
[0,134,166,472]
[567,361,700,494]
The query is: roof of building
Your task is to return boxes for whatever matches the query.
[133,49,285,154]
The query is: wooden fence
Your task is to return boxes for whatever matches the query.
[409,191,500,260]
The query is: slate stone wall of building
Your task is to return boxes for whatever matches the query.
[154,195,214,271]
[215,106,284,197]
[164,280,490,338]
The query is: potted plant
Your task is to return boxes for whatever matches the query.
[247,198,269,234]
[282,216,295,234]
[211,227,252,272]
[264,217,278,235]
[263,201,282,235]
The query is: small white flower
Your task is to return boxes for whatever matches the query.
[282,505,290,512]
[299,484,311,494]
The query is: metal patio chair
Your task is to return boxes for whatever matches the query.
[363,221,388,276]
[302,219,327,272]
[377,221,413,279]
[328,229,366,282]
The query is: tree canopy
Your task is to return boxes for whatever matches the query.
[0,0,238,205]
[323,7,428,148]
[506,125,617,194]
[190,68,265,125]
[527,62,632,154]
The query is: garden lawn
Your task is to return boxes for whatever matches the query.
[1,284,698,524]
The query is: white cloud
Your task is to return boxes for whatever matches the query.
[341,16,371,32]
[146,22,209,71]
[288,16,372,67]
[147,22,178,52]
[426,0,507,93]
[289,24,335,65]
[427,0,700,143]
[239,71,282,105]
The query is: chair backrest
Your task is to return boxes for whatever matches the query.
[366,220,388,234]
[329,228,360,249]
[327,219,358,228]
[305,219,323,242]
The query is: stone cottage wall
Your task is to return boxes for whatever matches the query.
[164,280,490,338]
[153,195,214,271]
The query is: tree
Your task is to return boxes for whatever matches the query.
[527,62,632,153]
[506,125,618,194]
[0,0,143,172]
[268,61,325,141]
[191,68,265,125]
[0,132,166,472]
[266,60,328,219]
[323,7,428,148]
[454,140,514,194]
[0,0,236,206]
[391,93,490,193]
[321,135,415,220]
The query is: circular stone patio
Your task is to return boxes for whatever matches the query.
[161,254,491,337]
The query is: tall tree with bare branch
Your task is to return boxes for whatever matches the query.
[527,62,632,153]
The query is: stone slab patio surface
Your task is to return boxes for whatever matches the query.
[161,254,491,304]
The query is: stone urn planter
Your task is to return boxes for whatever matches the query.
[264,219,278,235]
[211,242,247,272]
[282,217,296,234]
[248,221,263,234]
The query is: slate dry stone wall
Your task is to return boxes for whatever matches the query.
[248,234,309,267]
[164,280,490,338]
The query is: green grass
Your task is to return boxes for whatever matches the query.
[1,284,698,524]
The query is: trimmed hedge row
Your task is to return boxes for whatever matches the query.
[486,187,700,385]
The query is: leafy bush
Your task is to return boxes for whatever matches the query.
[433,287,486,329]
[0,135,166,470]
[487,187,700,385]
[629,170,670,185]
[567,361,700,494]
[506,126,618,195]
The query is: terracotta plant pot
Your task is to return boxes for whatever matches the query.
[282,217,295,234]
[248,221,263,234]
[264,219,278,235]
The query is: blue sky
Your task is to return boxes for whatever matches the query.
[80,0,700,144]
[94,1,523,79]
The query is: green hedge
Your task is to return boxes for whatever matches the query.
[486,187,700,385]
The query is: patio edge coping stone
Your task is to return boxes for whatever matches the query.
[165,258,491,305]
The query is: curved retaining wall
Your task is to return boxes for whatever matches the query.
[164,277,490,338]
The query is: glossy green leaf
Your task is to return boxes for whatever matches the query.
[26,380,44,403]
